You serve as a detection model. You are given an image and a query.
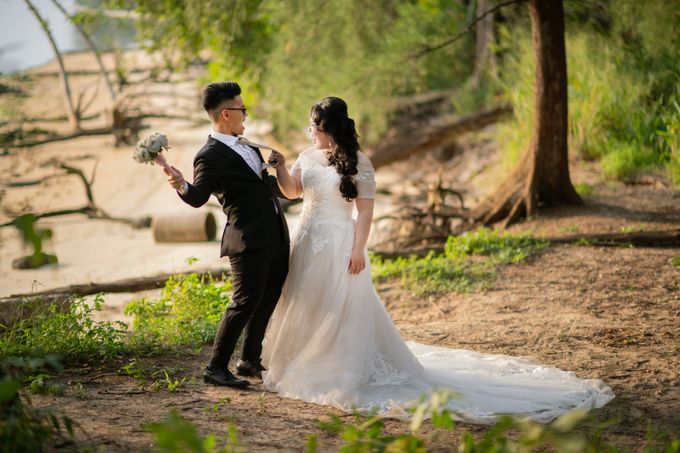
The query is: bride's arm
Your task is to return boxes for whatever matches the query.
[349,197,374,274]
[270,151,303,199]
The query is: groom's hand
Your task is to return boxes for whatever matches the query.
[348,249,366,274]
[164,165,185,191]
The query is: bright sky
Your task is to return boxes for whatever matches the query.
[0,0,79,72]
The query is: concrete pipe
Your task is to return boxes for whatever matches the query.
[152,210,217,242]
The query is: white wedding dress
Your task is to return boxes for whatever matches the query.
[262,148,614,424]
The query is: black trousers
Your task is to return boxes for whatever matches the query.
[208,240,289,370]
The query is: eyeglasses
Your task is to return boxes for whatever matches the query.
[223,107,247,116]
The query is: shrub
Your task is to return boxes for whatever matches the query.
[125,272,231,350]
[0,295,128,363]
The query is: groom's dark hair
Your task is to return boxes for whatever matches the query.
[202,81,241,120]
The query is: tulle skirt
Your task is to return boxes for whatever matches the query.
[262,216,614,423]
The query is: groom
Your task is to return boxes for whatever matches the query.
[165,81,290,388]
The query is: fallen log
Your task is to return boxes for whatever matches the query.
[1,267,231,306]
[371,229,680,259]
[545,229,680,248]
[368,105,512,169]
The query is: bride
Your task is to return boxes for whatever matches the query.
[262,97,613,423]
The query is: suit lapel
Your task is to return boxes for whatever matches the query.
[208,136,261,181]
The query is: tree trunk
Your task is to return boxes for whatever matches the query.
[49,0,117,103]
[472,0,497,85]
[472,0,581,228]
[23,0,81,132]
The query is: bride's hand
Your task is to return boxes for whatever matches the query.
[348,249,365,274]
[269,150,286,169]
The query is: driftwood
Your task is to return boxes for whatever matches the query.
[1,267,231,305]
[546,229,680,248]
[0,267,231,326]
[8,127,113,148]
[371,229,680,260]
[372,177,470,251]
[368,105,512,169]
[9,111,205,148]
[1,160,150,228]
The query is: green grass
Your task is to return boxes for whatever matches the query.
[1,265,231,371]
[124,271,231,351]
[574,182,594,197]
[0,295,128,364]
[371,228,548,295]
[495,32,680,184]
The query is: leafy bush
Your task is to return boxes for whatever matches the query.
[125,272,231,350]
[0,295,128,363]
[371,229,547,295]
[0,355,75,453]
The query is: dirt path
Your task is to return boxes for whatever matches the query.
[33,238,679,451]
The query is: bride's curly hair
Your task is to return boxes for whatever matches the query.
[311,97,360,202]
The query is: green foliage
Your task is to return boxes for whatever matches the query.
[496,2,680,183]
[87,388,680,452]
[262,0,472,138]
[146,410,242,453]
[114,0,474,140]
[119,358,189,391]
[574,182,594,197]
[672,256,680,267]
[12,214,58,269]
[371,229,547,295]
[444,228,548,264]
[110,0,272,106]
[0,355,75,453]
[318,414,425,453]
[371,252,490,295]
[125,271,231,350]
[314,390,638,452]
[0,295,128,363]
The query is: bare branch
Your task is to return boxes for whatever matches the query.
[409,0,526,59]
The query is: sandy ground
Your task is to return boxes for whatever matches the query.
[2,52,679,451]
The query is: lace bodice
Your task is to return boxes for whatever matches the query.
[290,148,376,223]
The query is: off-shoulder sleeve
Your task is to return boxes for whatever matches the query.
[355,152,376,199]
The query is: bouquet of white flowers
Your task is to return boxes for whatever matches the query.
[133,133,171,172]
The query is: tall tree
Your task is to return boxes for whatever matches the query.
[473,0,581,227]
[24,0,80,131]
[472,0,497,85]
[49,0,117,103]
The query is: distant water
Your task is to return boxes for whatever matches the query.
[0,0,134,73]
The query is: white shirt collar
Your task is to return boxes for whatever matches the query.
[210,130,239,148]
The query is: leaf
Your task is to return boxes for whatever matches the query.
[0,379,21,403]
[551,409,589,433]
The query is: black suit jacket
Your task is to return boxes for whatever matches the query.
[179,136,290,256]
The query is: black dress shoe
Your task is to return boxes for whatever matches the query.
[235,360,266,379]
[203,367,250,388]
